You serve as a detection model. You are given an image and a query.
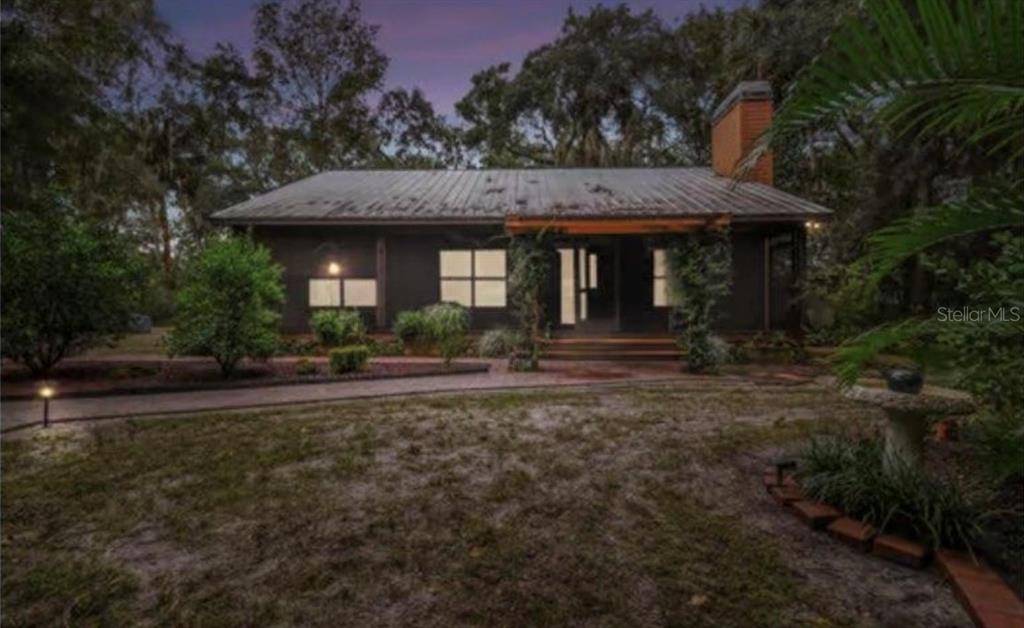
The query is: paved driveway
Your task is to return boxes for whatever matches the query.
[1,360,693,431]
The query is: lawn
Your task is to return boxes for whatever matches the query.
[1,381,970,626]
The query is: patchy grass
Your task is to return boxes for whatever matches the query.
[3,382,933,626]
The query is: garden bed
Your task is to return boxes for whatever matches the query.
[0,358,489,400]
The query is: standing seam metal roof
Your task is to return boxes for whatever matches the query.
[211,168,831,223]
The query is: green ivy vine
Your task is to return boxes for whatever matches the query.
[665,227,733,373]
[507,233,550,371]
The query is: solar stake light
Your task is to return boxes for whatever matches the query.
[38,385,55,428]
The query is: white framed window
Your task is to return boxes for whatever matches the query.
[558,248,576,325]
[343,279,377,307]
[652,249,682,307]
[309,279,341,307]
[439,249,507,307]
[310,278,377,307]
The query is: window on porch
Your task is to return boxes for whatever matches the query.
[652,249,680,307]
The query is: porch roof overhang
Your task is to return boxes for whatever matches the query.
[504,214,730,235]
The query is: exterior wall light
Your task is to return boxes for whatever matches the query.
[804,220,824,232]
[38,385,55,428]
[327,262,342,276]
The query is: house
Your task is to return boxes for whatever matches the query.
[212,82,830,337]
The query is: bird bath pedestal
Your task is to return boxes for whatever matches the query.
[843,385,975,470]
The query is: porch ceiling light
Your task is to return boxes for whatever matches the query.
[327,262,342,276]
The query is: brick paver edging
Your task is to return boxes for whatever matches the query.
[762,467,1024,628]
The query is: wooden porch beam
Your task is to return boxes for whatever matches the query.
[505,215,729,235]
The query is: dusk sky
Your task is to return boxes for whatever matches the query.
[156,0,748,118]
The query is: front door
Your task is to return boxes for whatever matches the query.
[577,242,618,334]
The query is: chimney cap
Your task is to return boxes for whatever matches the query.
[711,81,773,125]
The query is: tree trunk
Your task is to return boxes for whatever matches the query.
[157,198,174,288]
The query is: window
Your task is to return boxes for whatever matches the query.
[558,248,576,324]
[309,279,341,307]
[309,278,377,307]
[343,279,377,307]
[653,249,669,307]
[439,249,507,307]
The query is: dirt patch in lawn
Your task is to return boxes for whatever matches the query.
[0,359,488,400]
[1,382,972,626]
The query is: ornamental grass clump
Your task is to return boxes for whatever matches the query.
[797,437,986,550]
[424,302,469,366]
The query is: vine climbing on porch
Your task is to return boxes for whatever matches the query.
[507,232,550,371]
[665,227,733,373]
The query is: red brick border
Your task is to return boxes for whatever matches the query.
[827,517,876,552]
[937,550,1024,628]
[761,471,1024,627]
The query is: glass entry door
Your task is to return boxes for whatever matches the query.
[558,242,617,333]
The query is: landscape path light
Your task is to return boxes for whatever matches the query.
[38,385,55,428]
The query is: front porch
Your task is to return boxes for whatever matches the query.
[527,226,806,337]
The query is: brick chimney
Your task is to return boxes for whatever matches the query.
[711,81,774,185]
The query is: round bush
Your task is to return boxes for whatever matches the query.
[393,310,428,344]
[311,309,366,347]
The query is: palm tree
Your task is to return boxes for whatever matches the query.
[740,0,1024,388]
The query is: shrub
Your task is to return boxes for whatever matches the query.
[478,327,522,358]
[1,205,146,375]
[424,302,469,365]
[167,237,284,377]
[964,410,1024,484]
[366,337,404,357]
[739,332,808,364]
[393,310,429,345]
[329,345,370,374]
[276,337,319,356]
[797,437,985,550]
[310,309,365,347]
[295,358,319,376]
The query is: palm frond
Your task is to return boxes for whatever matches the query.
[866,182,1024,283]
[737,0,1024,175]
[831,318,936,386]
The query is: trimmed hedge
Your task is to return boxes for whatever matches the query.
[329,345,370,374]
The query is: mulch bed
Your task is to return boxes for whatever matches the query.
[0,359,489,400]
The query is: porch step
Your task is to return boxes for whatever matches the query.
[540,337,681,361]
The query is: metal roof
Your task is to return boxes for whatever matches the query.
[211,168,831,224]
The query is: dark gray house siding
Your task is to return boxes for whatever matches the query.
[249,221,803,336]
